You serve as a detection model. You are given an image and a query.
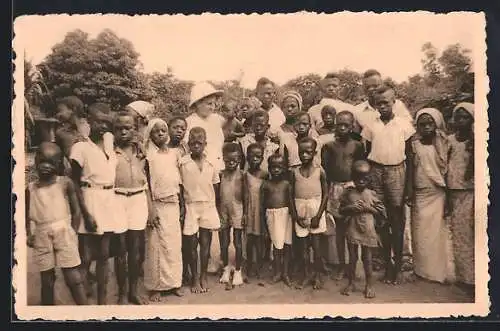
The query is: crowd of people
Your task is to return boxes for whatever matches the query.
[25,69,475,306]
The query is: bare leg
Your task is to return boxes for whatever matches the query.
[62,266,88,305]
[342,243,358,296]
[181,235,191,286]
[115,233,128,304]
[96,234,111,305]
[199,228,213,293]
[379,221,393,283]
[219,227,230,269]
[282,244,292,287]
[127,230,147,304]
[390,205,405,285]
[312,234,323,290]
[40,269,56,305]
[294,237,307,289]
[78,235,93,297]
[246,234,255,277]
[334,221,347,280]
[271,248,282,283]
[234,229,243,271]
[362,246,375,298]
[187,234,202,294]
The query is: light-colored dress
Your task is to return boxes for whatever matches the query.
[245,172,264,236]
[411,140,450,283]
[144,146,184,291]
[447,134,475,285]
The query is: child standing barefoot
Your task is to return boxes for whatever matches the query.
[219,143,245,286]
[292,138,328,290]
[340,160,387,299]
[180,127,222,293]
[261,154,298,286]
[26,143,88,305]
[243,143,268,280]
[143,118,186,302]
[112,112,150,305]
[447,102,475,294]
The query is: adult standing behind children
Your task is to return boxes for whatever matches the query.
[353,69,413,133]
[185,81,226,172]
[255,77,286,137]
[307,73,357,131]
[361,84,415,285]
[69,105,118,305]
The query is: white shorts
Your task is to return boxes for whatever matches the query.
[183,202,220,236]
[295,197,326,237]
[266,207,292,250]
[79,187,121,234]
[114,190,148,231]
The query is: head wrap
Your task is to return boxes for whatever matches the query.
[280,90,303,112]
[453,102,474,119]
[143,118,168,157]
[413,107,448,180]
[126,101,155,120]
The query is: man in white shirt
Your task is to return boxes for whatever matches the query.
[354,69,413,133]
[307,72,357,131]
[255,77,285,136]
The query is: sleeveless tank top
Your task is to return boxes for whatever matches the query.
[293,166,322,199]
[29,177,71,226]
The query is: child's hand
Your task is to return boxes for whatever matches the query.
[26,234,35,248]
[84,214,98,233]
[296,217,307,229]
[241,215,246,228]
[148,208,160,228]
[310,215,320,229]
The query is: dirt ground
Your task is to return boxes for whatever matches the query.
[26,245,473,306]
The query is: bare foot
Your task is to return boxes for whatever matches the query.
[149,291,162,302]
[88,271,97,284]
[332,268,345,281]
[225,282,234,291]
[190,284,203,294]
[271,273,282,284]
[407,273,419,283]
[313,274,323,290]
[341,283,356,296]
[295,276,306,290]
[392,271,404,285]
[381,270,392,284]
[172,288,184,297]
[282,275,292,287]
[84,281,93,298]
[364,285,376,299]
[200,276,210,293]
[129,294,148,305]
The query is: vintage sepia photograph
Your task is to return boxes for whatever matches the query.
[12,12,489,319]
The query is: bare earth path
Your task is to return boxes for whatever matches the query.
[25,247,472,306]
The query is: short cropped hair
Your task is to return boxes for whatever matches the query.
[247,143,264,156]
[88,102,112,118]
[321,105,337,116]
[56,96,85,117]
[375,83,395,95]
[336,110,355,122]
[222,142,241,156]
[297,136,317,151]
[256,77,275,90]
[363,69,382,79]
[324,72,340,80]
[252,109,270,123]
[268,153,285,167]
[295,111,311,122]
[188,126,207,140]
[168,115,187,127]
[352,159,371,174]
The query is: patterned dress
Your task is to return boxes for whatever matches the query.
[447,134,475,285]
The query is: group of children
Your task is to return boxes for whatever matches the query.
[25,71,476,305]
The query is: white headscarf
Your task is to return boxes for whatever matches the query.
[143,118,168,158]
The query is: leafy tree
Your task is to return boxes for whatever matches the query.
[38,29,151,112]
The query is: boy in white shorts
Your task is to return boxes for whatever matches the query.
[112,111,150,305]
[70,105,117,305]
[180,127,221,294]
[261,154,298,286]
[291,137,329,290]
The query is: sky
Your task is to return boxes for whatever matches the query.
[15,12,480,89]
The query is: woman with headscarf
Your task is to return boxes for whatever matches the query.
[142,118,185,301]
[446,102,475,291]
[408,108,451,283]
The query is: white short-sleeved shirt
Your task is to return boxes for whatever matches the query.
[70,139,117,186]
[308,98,357,130]
[354,99,413,130]
[185,112,226,172]
[361,116,415,165]
[267,103,286,135]
[179,155,220,203]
